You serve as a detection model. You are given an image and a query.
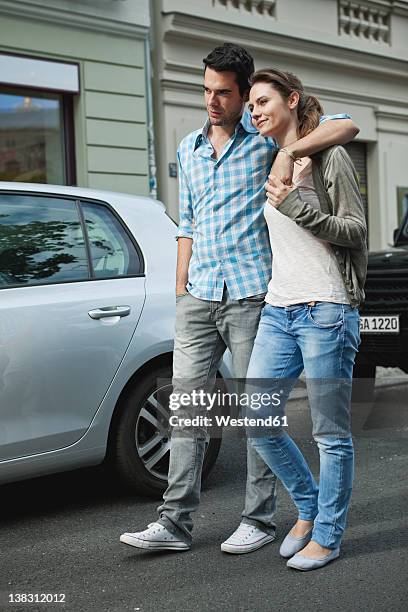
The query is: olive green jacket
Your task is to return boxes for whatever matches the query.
[278,145,368,308]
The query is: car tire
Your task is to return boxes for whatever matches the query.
[112,365,222,498]
[352,361,376,403]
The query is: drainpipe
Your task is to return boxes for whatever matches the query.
[144,33,157,199]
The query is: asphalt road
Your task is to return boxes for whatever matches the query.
[1,384,407,612]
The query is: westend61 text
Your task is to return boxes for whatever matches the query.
[168,415,288,427]
[168,390,282,411]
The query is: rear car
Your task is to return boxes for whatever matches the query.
[353,209,408,394]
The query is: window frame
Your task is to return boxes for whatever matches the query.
[0,190,145,291]
[63,95,77,186]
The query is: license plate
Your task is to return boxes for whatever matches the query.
[360,315,400,334]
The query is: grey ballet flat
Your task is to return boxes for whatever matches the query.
[279,528,313,558]
[287,547,340,571]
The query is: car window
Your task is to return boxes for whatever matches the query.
[0,194,89,288]
[400,213,408,242]
[81,201,142,278]
[394,209,408,246]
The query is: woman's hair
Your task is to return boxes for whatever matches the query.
[250,68,324,139]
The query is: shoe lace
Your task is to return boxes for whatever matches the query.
[147,522,164,533]
[237,524,256,540]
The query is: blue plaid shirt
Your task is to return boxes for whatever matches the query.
[177,110,349,301]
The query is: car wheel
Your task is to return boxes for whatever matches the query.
[113,365,222,498]
[352,361,376,403]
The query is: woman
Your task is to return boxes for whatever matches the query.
[245,69,367,571]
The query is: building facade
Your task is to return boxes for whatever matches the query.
[152,0,408,250]
[1,0,407,249]
[0,0,154,196]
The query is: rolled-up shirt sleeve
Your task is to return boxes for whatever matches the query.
[319,113,351,123]
[176,149,194,240]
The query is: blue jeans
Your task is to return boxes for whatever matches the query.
[157,289,277,544]
[246,301,360,549]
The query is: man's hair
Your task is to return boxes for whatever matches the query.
[203,43,254,96]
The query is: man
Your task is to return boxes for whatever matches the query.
[120,43,359,553]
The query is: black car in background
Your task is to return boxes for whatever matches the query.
[353,209,408,397]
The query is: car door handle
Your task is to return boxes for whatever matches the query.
[88,306,131,320]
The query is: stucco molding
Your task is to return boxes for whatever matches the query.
[376,122,408,135]
[160,75,408,111]
[358,0,408,8]
[375,107,408,120]
[162,45,408,84]
[163,11,408,67]
[0,0,149,38]
[392,0,408,17]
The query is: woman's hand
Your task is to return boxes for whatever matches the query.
[266,175,293,208]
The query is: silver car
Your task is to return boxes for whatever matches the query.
[0,183,226,497]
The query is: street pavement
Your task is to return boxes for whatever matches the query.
[0,383,407,612]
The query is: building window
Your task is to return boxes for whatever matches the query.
[343,141,369,245]
[0,88,75,185]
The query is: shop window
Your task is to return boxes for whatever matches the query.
[0,88,75,185]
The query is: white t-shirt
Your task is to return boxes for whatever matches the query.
[264,157,349,307]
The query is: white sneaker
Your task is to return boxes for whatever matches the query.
[120,522,190,551]
[221,523,276,554]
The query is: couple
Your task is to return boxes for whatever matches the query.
[120,43,367,571]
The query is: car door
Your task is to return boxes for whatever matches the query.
[0,191,145,461]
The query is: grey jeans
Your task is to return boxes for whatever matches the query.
[157,288,277,544]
